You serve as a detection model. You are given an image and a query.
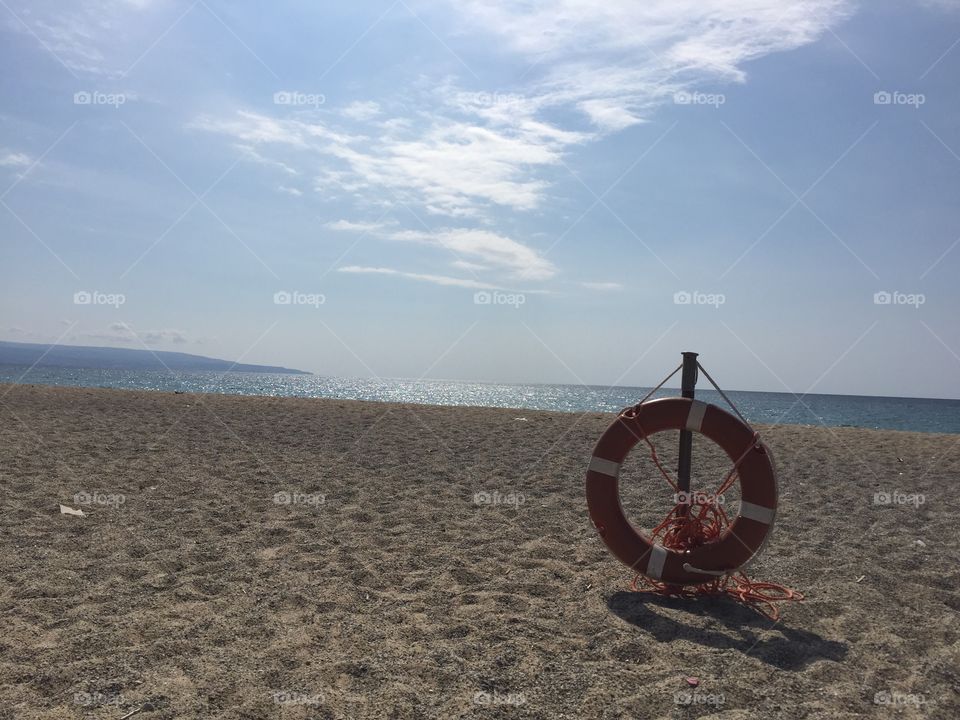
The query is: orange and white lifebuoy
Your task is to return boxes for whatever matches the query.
[586,397,777,586]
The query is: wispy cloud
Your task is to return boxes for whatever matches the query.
[0,151,32,167]
[449,0,854,128]
[389,228,556,280]
[325,219,391,232]
[192,2,853,220]
[338,265,503,289]
[191,1,854,287]
[5,0,163,76]
[195,108,582,216]
[329,222,556,280]
[341,101,381,121]
[237,144,299,176]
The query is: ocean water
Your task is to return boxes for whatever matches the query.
[0,366,960,433]
[2,366,958,434]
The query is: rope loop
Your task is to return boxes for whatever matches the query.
[625,365,801,620]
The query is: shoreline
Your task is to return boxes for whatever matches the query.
[1,382,957,438]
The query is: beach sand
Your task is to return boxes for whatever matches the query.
[0,383,957,719]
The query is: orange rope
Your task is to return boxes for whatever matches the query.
[623,414,803,621]
[630,571,803,622]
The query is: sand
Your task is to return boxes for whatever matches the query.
[0,383,957,719]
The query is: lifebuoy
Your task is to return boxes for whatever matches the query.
[586,397,777,586]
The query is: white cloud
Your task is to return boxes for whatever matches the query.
[7,0,163,76]
[277,185,302,196]
[338,265,502,289]
[577,100,644,132]
[342,101,381,121]
[446,0,853,128]
[0,152,31,167]
[196,107,586,217]
[393,228,556,280]
[192,112,312,148]
[236,144,299,176]
[326,219,390,232]
[330,224,556,280]
[191,1,852,286]
[451,259,488,271]
[195,2,850,223]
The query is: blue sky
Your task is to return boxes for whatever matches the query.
[2,0,960,398]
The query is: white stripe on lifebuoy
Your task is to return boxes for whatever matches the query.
[739,501,775,524]
[588,456,620,477]
[685,400,708,432]
[646,544,668,580]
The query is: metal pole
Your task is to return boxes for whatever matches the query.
[677,351,698,516]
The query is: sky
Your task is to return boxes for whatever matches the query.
[2,0,960,398]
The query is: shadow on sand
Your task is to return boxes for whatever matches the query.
[607,591,847,671]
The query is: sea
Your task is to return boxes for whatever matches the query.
[1,366,958,434]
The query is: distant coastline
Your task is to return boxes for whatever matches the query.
[0,340,310,375]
